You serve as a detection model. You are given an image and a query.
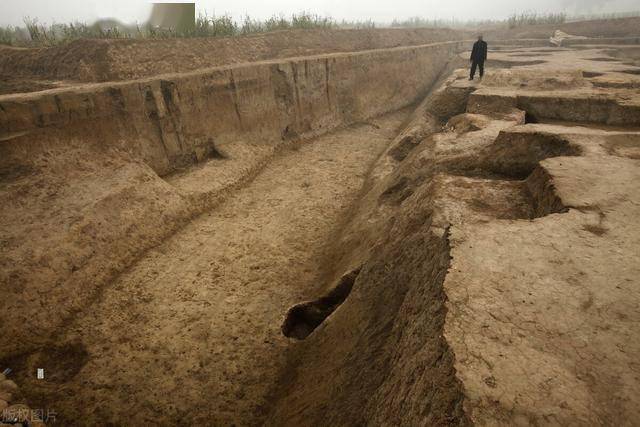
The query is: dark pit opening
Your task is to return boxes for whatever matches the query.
[524,112,539,124]
[493,132,581,179]
[441,131,582,183]
[582,71,605,78]
[282,267,361,340]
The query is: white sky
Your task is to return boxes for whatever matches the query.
[0,0,638,26]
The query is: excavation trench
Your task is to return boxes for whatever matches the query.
[0,38,470,425]
[10,110,413,425]
[48,90,581,427]
[272,107,570,427]
[7,42,639,426]
[266,73,584,425]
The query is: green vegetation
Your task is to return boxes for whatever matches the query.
[0,12,341,46]
[0,10,638,47]
[390,16,499,28]
[193,12,338,37]
[507,12,567,28]
[0,26,17,45]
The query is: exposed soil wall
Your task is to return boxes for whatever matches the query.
[268,218,469,426]
[266,72,474,426]
[1,41,464,177]
[0,41,463,361]
[0,28,466,84]
[272,49,640,425]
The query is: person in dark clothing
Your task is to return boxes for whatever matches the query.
[469,35,488,80]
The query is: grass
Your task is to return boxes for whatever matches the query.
[390,16,500,29]
[0,13,341,46]
[0,26,17,45]
[507,12,567,28]
[192,12,338,38]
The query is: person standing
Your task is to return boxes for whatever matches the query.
[470,35,488,80]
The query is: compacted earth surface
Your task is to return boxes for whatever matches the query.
[1,22,640,426]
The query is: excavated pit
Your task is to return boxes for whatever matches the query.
[434,129,576,220]
[524,111,539,123]
[470,92,640,126]
[2,33,640,426]
[438,125,582,178]
[281,268,361,340]
[478,130,582,179]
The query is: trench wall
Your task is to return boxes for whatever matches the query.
[0,41,465,176]
[0,40,464,359]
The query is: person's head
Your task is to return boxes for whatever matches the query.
[478,35,484,41]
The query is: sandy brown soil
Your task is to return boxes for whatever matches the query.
[1,17,638,95]
[2,20,640,427]
[266,44,640,425]
[5,110,410,424]
[0,38,458,365]
[0,27,465,93]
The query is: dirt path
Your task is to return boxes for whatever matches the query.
[39,110,409,425]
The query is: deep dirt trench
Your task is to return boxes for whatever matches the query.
[10,110,411,425]
[266,47,640,423]
[3,43,640,425]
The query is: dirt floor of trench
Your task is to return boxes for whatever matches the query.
[7,109,411,425]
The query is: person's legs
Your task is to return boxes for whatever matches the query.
[479,61,485,78]
[470,60,477,80]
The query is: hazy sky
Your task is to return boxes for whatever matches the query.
[1,0,638,26]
